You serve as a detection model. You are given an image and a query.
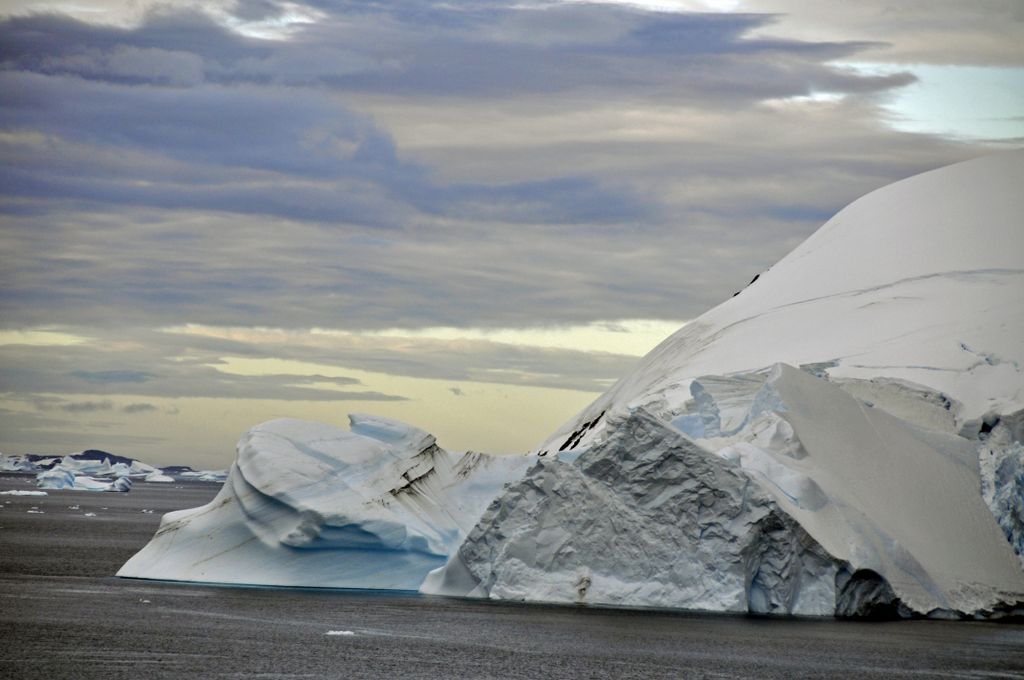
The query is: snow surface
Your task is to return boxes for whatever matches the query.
[425,151,1024,618]
[533,151,1024,457]
[118,415,531,589]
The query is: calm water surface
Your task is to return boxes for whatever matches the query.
[1,473,1022,679]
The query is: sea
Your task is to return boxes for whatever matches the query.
[1,472,1022,679]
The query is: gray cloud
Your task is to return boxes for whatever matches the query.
[1,3,986,335]
[735,0,1024,66]
[71,370,155,384]
[122,402,158,413]
[0,0,1016,467]
[58,399,114,413]
[0,1,1015,465]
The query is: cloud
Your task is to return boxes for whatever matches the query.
[70,369,155,384]
[0,0,1016,464]
[122,402,158,413]
[58,399,114,413]
[0,4,989,337]
[733,0,1024,66]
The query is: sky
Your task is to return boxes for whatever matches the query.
[1,0,1022,467]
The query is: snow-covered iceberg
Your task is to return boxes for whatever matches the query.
[424,151,1024,618]
[429,366,1024,617]
[119,151,1023,616]
[118,415,531,589]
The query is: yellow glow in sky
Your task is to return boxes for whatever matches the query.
[0,329,93,346]
[207,355,602,456]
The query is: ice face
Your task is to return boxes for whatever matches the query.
[429,365,1024,617]
[432,152,1024,618]
[979,414,1024,570]
[118,415,531,589]
[424,408,840,615]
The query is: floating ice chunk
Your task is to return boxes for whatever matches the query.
[0,490,48,496]
[36,468,75,489]
[144,471,175,483]
[118,415,531,589]
[103,462,132,478]
[129,460,158,476]
[179,469,228,483]
[1,454,42,472]
[325,630,355,636]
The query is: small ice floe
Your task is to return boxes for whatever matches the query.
[83,512,97,517]
[140,599,151,604]
[140,509,154,514]
[325,630,355,636]
[27,509,44,514]
[0,490,48,496]
[68,505,80,510]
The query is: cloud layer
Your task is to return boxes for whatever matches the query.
[3,2,998,330]
[1,0,1018,461]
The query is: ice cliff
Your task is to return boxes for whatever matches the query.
[428,366,1024,617]
[117,415,530,589]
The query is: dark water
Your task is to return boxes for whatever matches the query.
[1,473,1022,679]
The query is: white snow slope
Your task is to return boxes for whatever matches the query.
[118,415,530,589]
[537,150,1024,454]
[425,151,1024,618]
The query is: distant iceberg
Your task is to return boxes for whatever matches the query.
[1,449,201,485]
[36,468,133,492]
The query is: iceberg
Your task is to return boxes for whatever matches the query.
[1,449,174,480]
[430,366,1024,617]
[118,415,531,589]
[36,468,133,492]
[119,151,1024,616]
[424,151,1024,618]
[178,469,229,483]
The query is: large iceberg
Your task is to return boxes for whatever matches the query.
[118,415,531,589]
[120,151,1024,617]
[429,366,1024,617]
[424,151,1024,618]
